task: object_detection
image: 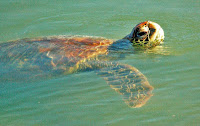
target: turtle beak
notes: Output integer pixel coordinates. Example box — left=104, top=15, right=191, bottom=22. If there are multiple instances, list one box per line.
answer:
left=135, top=23, right=150, bottom=41
left=123, top=21, right=150, bottom=42
left=136, top=31, right=148, bottom=40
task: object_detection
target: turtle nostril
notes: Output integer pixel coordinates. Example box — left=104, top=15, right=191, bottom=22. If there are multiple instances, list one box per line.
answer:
left=138, top=32, right=147, bottom=36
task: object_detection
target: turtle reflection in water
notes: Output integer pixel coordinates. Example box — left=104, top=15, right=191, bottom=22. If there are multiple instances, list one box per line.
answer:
left=0, top=21, right=164, bottom=108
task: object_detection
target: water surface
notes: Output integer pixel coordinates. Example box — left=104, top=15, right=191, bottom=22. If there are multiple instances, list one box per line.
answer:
left=0, top=0, right=199, bottom=125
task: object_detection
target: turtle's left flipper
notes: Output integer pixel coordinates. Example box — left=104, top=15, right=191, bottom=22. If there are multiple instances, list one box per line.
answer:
left=97, top=63, right=154, bottom=108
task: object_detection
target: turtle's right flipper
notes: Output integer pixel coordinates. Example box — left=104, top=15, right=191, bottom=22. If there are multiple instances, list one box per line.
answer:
left=97, top=63, right=154, bottom=108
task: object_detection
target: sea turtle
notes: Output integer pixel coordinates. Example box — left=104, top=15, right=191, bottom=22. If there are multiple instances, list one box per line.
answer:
left=0, top=21, right=164, bottom=108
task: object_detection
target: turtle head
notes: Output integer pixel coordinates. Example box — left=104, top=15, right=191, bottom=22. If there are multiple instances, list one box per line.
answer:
left=124, top=21, right=164, bottom=46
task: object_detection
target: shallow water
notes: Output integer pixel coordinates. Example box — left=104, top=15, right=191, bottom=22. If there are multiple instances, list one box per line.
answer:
left=0, top=0, right=200, bottom=125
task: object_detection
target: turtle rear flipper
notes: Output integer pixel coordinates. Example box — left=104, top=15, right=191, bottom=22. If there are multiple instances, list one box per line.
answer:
left=97, top=63, right=153, bottom=108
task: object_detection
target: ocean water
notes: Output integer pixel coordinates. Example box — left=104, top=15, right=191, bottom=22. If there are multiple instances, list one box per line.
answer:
left=0, top=0, right=199, bottom=125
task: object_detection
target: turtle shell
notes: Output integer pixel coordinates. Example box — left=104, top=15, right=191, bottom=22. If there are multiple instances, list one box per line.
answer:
left=0, top=36, right=113, bottom=81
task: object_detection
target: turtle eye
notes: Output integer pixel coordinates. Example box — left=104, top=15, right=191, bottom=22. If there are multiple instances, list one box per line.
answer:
left=149, top=28, right=155, bottom=32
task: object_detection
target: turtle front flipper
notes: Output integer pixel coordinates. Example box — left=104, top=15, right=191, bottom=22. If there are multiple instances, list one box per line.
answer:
left=97, top=63, right=154, bottom=108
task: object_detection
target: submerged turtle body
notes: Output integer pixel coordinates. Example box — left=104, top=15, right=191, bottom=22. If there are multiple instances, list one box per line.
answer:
left=0, top=36, right=114, bottom=78
left=0, top=21, right=164, bottom=108
left=0, top=36, right=153, bottom=108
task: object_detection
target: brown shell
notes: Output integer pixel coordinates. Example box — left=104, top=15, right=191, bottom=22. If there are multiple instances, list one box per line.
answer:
left=32, top=36, right=114, bottom=67
left=0, top=36, right=114, bottom=80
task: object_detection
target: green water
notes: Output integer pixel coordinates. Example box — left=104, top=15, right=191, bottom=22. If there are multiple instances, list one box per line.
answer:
left=0, top=0, right=199, bottom=125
